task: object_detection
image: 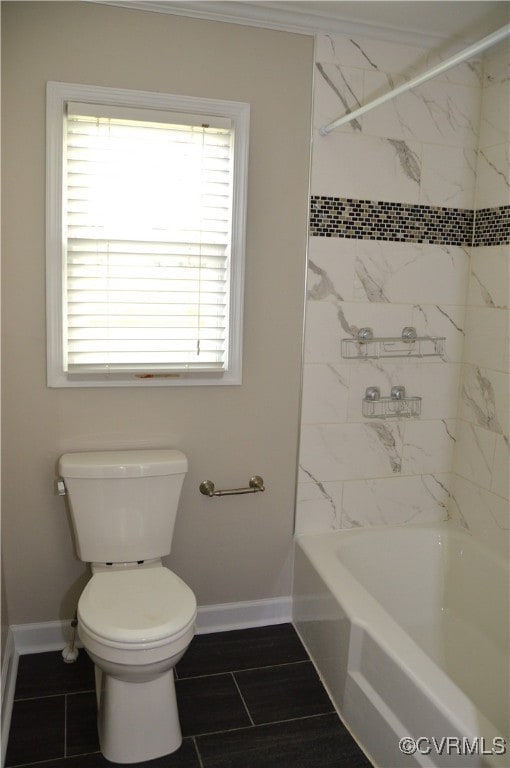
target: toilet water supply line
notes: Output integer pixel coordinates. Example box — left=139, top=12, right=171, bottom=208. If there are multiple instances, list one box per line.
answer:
left=62, top=609, right=79, bottom=663
left=319, top=23, right=510, bottom=135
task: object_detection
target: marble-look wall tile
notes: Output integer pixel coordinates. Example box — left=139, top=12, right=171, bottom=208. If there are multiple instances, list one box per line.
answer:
left=362, top=73, right=481, bottom=149
left=313, top=61, right=365, bottom=135
left=484, top=44, right=510, bottom=86
left=464, top=307, right=509, bottom=372
left=299, top=421, right=404, bottom=482
left=297, top=31, right=508, bottom=542
left=341, top=474, right=450, bottom=528
left=303, top=300, right=344, bottom=364
left=311, top=130, right=422, bottom=202
left=420, top=145, right=477, bottom=208
left=302, top=301, right=344, bottom=364
left=459, top=364, right=509, bottom=441
left=478, top=72, right=510, bottom=149
left=315, top=33, right=426, bottom=74
left=301, top=363, right=350, bottom=424
left=450, top=474, right=510, bottom=557
left=295, top=480, right=343, bottom=533
left=401, top=419, right=457, bottom=475
left=411, top=304, right=466, bottom=362
left=468, top=245, right=509, bottom=309
left=307, top=237, right=356, bottom=302
left=454, top=419, right=497, bottom=492
left=353, top=240, right=469, bottom=305
left=491, top=434, right=510, bottom=500
left=476, top=144, right=510, bottom=209
left=437, top=58, right=483, bottom=89
left=448, top=42, right=510, bottom=554
left=315, top=34, right=481, bottom=87
left=314, top=34, right=481, bottom=210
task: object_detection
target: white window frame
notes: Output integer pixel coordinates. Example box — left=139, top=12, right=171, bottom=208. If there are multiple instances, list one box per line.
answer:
left=46, top=81, right=250, bottom=387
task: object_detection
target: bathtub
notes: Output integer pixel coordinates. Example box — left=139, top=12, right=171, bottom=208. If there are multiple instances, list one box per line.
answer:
left=292, top=523, right=509, bottom=768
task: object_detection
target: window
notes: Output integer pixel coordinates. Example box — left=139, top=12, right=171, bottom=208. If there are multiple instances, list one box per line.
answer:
left=46, top=82, right=249, bottom=386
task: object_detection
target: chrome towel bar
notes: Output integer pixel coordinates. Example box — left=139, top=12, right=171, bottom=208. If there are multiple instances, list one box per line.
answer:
left=199, top=476, right=265, bottom=497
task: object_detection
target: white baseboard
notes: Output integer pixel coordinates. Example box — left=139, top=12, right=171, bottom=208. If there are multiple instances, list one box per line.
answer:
left=1, top=629, right=18, bottom=768
left=10, top=620, right=78, bottom=655
left=9, top=597, right=293, bottom=655
left=195, top=596, right=293, bottom=634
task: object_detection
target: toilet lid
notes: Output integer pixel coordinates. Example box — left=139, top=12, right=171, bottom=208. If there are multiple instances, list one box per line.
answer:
left=78, top=567, right=197, bottom=645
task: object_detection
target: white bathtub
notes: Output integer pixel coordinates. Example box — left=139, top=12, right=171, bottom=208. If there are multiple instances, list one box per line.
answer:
left=292, top=523, right=509, bottom=768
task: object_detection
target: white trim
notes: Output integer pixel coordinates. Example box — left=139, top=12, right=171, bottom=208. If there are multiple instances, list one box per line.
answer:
left=10, top=620, right=78, bottom=655
left=8, top=598, right=293, bottom=655
left=46, top=81, right=249, bottom=388
left=1, top=630, right=18, bottom=768
left=195, top=597, right=293, bottom=634
left=92, top=0, right=498, bottom=48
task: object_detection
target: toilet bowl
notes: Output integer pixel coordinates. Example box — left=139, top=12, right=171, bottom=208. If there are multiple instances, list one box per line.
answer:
left=77, top=563, right=196, bottom=763
left=58, top=449, right=196, bottom=764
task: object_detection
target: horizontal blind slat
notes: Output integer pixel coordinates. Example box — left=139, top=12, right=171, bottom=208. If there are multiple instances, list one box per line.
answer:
left=64, top=109, right=233, bottom=374
left=69, top=328, right=225, bottom=339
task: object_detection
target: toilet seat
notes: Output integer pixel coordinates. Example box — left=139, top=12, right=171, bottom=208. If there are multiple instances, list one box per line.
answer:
left=78, top=566, right=197, bottom=649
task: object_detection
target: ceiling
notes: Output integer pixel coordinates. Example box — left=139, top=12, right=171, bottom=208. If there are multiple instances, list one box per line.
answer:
left=102, top=1, right=510, bottom=45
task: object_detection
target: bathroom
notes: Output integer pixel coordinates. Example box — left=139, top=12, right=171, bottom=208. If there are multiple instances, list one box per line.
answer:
left=1, top=1, right=508, bottom=766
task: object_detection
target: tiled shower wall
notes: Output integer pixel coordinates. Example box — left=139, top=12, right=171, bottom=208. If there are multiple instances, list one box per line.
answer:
left=451, top=44, right=509, bottom=555
left=296, top=32, right=508, bottom=546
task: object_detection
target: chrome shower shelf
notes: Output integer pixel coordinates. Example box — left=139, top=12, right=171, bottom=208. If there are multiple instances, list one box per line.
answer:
left=342, top=327, right=445, bottom=359
left=362, top=386, right=421, bottom=419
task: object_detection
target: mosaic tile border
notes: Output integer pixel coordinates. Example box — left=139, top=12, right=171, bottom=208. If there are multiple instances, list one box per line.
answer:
left=473, top=205, right=510, bottom=247
left=310, top=196, right=510, bottom=247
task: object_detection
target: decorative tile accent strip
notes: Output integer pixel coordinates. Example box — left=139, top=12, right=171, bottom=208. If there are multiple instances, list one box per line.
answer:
left=310, top=197, right=510, bottom=247
left=309, top=196, right=474, bottom=245
left=473, top=205, right=510, bottom=246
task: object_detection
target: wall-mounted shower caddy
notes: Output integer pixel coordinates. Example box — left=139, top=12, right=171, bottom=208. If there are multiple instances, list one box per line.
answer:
left=363, top=386, right=422, bottom=419
left=342, top=327, right=445, bottom=359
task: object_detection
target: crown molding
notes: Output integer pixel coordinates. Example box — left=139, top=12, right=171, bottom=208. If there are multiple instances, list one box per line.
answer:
left=91, top=1, right=463, bottom=47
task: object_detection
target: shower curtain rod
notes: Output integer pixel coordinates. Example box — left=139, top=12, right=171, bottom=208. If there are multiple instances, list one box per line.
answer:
left=319, top=23, right=510, bottom=135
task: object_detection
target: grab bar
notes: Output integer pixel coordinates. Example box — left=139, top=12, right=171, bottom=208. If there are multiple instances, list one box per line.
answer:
left=199, top=476, right=265, bottom=497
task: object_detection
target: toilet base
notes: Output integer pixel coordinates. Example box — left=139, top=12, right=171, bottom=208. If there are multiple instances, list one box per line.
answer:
left=96, top=667, right=182, bottom=763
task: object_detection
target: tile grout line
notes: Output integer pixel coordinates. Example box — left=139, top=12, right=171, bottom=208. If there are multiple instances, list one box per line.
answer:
left=12, top=689, right=95, bottom=703
left=177, top=658, right=310, bottom=681
left=230, top=672, right=255, bottom=727
left=63, top=694, right=67, bottom=759
left=192, top=736, right=206, bottom=768
left=190, top=709, right=338, bottom=741
left=8, top=755, right=98, bottom=768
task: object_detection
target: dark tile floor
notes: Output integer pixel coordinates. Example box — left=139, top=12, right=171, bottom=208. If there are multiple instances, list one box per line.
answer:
left=6, top=623, right=373, bottom=768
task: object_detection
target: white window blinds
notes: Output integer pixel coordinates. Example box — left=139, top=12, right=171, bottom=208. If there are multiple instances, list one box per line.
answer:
left=47, top=84, right=249, bottom=387
left=64, top=104, right=234, bottom=376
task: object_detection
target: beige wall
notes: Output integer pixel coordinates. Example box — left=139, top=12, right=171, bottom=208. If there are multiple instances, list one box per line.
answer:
left=1, top=2, right=313, bottom=624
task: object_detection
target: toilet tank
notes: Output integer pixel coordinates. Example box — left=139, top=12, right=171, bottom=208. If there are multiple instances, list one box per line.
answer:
left=58, top=449, right=188, bottom=563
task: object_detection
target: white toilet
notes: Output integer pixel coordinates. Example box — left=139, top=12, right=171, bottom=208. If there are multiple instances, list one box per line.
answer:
left=58, top=449, right=197, bottom=764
